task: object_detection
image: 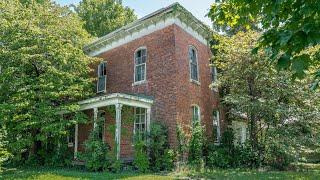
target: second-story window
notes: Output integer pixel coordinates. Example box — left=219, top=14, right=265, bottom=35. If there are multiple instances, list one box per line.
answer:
left=134, top=48, right=147, bottom=83
left=98, top=61, right=107, bottom=77
left=97, top=61, right=107, bottom=93
left=189, top=46, right=199, bottom=82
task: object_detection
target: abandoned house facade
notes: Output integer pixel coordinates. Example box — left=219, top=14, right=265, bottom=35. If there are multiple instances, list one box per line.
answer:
left=69, top=3, right=227, bottom=161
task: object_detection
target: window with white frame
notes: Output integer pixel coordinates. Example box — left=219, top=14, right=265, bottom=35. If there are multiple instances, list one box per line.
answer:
left=134, top=107, right=146, bottom=139
left=213, top=110, right=221, bottom=143
left=98, top=61, right=107, bottom=77
left=189, top=46, right=199, bottom=82
left=134, top=48, right=147, bottom=83
left=97, top=61, right=107, bottom=93
left=191, top=105, right=200, bottom=124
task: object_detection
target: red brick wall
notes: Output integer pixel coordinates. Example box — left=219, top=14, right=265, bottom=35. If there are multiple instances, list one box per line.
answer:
left=84, top=24, right=220, bottom=157
left=173, top=26, right=219, bottom=140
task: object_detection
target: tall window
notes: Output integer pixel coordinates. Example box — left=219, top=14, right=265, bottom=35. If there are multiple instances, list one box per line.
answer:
left=97, top=111, right=106, bottom=141
left=189, top=46, right=199, bottom=81
left=191, top=105, right=200, bottom=123
left=98, top=61, right=107, bottom=77
left=97, top=61, right=107, bottom=93
left=134, top=48, right=147, bottom=83
left=134, top=107, right=146, bottom=139
left=213, top=110, right=221, bottom=143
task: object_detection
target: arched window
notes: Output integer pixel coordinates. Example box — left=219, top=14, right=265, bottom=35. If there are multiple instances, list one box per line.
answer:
left=191, top=105, right=201, bottom=124
left=189, top=46, right=199, bottom=82
left=134, top=47, right=147, bottom=83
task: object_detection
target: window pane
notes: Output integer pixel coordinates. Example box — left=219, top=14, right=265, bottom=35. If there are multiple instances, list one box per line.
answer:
left=140, top=65, right=145, bottom=81
left=141, top=49, right=146, bottom=56
left=141, top=56, right=146, bottom=63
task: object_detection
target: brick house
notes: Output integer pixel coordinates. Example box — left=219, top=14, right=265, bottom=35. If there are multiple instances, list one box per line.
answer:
left=70, top=3, right=223, bottom=161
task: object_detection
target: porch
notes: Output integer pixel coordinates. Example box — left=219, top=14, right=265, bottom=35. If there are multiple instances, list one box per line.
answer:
left=73, top=93, right=153, bottom=160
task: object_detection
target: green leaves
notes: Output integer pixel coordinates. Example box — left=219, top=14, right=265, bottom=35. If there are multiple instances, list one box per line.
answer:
left=0, top=0, right=97, bottom=163
left=77, top=0, right=137, bottom=37
left=208, top=0, right=320, bottom=88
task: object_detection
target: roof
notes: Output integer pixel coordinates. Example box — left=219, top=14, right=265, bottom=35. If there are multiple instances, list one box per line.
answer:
left=78, top=93, right=154, bottom=110
left=84, top=3, right=213, bottom=56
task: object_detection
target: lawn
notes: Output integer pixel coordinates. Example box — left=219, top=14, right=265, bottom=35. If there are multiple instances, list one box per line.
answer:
left=1, top=167, right=320, bottom=180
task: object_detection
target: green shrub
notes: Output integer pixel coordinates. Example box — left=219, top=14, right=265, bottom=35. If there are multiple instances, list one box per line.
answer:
left=188, top=121, right=204, bottom=168
left=148, top=122, right=175, bottom=171
left=176, top=124, right=188, bottom=164
left=81, top=128, right=110, bottom=171
left=265, top=143, right=293, bottom=170
left=133, top=139, right=149, bottom=173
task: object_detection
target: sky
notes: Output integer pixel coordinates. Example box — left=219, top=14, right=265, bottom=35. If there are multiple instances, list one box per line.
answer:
left=54, top=0, right=214, bottom=26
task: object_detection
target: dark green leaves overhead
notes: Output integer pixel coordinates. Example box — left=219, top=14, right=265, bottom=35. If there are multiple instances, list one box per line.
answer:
left=208, top=0, right=320, bottom=89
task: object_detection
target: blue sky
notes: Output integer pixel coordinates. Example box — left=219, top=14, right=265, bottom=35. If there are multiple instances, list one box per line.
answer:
left=54, top=0, right=214, bottom=26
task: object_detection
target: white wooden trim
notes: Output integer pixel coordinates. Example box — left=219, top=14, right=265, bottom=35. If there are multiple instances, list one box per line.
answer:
left=115, top=103, right=123, bottom=160
left=87, top=17, right=208, bottom=57
left=188, top=45, right=200, bottom=83
left=79, top=93, right=153, bottom=111
left=74, top=124, right=78, bottom=159
left=93, top=107, right=98, bottom=129
left=134, top=47, right=147, bottom=83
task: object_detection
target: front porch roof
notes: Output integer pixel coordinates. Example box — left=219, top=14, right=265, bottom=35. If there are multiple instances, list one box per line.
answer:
left=78, top=93, right=154, bottom=110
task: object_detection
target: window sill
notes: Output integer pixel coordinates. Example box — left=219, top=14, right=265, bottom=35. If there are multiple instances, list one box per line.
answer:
left=132, top=80, right=147, bottom=86
left=190, top=79, right=201, bottom=86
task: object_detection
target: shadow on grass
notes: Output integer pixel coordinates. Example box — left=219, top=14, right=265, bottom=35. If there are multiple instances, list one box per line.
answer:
left=1, top=167, right=172, bottom=180
left=186, top=169, right=320, bottom=180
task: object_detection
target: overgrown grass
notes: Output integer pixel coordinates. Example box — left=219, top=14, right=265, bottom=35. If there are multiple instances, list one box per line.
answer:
left=1, top=166, right=320, bottom=180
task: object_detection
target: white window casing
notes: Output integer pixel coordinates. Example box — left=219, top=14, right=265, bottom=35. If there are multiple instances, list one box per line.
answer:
left=134, top=47, right=147, bottom=84
left=191, top=105, right=201, bottom=123
left=189, top=46, right=200, bottom=83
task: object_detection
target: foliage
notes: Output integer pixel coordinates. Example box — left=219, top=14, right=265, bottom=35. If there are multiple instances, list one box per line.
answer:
left=0, top=128, right=11, bottom=172
left=210, top=30, right=320, bottom=169
left=188, top=121, right=204, bottom=168
left=77, top=0, right=137, bottom=37
left=133, top=139, right=149, bottom=173
left=209, top=0, right=320, bottom=88
left=148, top=122, right=174, bottom=172
left=176, top=124, right=188, bottom=164
left=0, top=0, right=97, bottom=165
left=81, top=127, right=110, bottom=172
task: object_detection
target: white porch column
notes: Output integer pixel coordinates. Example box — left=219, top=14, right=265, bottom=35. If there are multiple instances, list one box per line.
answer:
left=115, top=103, right=123, bottom=160
left=93, top=107, right=98, bottom=129
left=146, top=107, right=151, bottom=134
left=74, top=124, right=78, bottom=159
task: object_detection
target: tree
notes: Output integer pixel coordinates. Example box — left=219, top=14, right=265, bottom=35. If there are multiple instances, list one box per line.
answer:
left=0, top=0, right=98, bottom=164
left=77, top=0, right=137, bottom=37
left=211, top=31, right=320, bottom=167
left=208, top=0, right=320, bottom=89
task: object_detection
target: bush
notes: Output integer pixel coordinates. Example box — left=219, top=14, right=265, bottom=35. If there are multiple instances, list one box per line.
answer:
left=148, top=122, right=175, bottom=171
left=176, top=124, right=188, bottom=164
left=188, top=121, right=205, bottom=168
left=133, top=139, right=149, bottom=173
left=265, top=143, right=293, bottom=170
left=81, top=128, right=110, bottom=171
